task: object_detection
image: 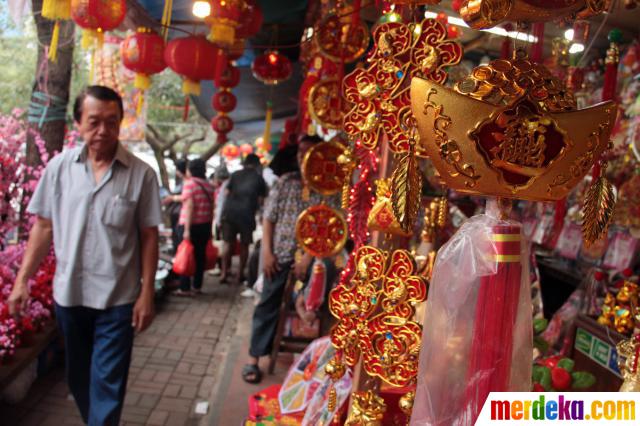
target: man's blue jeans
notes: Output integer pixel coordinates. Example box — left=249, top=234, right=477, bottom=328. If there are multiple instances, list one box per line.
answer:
left=55, top=303, right=134, bottom=426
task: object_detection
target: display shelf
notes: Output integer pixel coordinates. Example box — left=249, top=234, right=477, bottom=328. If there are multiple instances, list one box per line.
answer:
left=568, top=314, right=625, bottom=392
left=0, top=322, right=58, bottom=389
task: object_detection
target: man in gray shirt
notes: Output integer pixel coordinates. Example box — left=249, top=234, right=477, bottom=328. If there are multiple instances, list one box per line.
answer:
left=8, top=86, right=162, bottom=425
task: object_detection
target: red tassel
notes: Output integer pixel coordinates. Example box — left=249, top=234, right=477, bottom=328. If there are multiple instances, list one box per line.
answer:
left=602, top=62, right=617, bottom=102
left=501, top=24, right=513, bottom=59
left=530, top=23, right=545, bottom=63
left=464, top=224, right=522, bottom=422
left=305, top=261, right=327, bottom=312
left=183, top=96, right=190, bottom=122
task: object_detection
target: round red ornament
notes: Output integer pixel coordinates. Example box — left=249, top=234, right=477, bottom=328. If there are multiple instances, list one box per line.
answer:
left=236, top=0, right=263, bottom=39
left=121, top=28, right=166, bottom=88
left=222, top=144, right=240, bottom=159
left=211, top=114, right=234, bottom=135
left=165, top=35, right=218, bottom=95
left=212, top=91, right=237, bottom=113
left=251, top=51, right=292, bottom=85
left=207, top=0, right=242, bottom=47
left=71, top=0, right=126, bottom=48
left=215, top=64, right=241, bottom=88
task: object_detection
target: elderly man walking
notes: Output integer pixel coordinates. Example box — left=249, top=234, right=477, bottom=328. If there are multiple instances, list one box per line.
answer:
left=8, top=85, right=162, bottom=425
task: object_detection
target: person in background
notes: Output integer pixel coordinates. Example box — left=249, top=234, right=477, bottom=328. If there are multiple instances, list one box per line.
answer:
left=220, top=154, right=267, bottom=284
left=174, top=158, right=215, bottom=296
left=162, top=158, right=187, bottom=254
left=212, top=164, right=230, bottom=243
left=8, top=85, right=162, bottom=425
left=242, top=135, right=324, bottom=384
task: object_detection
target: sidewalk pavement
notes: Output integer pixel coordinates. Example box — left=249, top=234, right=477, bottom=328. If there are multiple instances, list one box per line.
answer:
left=0, top=273, right=292, bottom=426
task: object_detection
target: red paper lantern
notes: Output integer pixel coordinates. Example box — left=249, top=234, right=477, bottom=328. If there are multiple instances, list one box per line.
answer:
left=215, top=63, right=241, bottom=88
left=240, top=143, right=254, bottom=155
left=212, top=114, right=234, bottom=135
left=121, top=28, right=166, bottom=88
left=236, top=0, right=263, bottom=39
left=252, top=51, right=292, bottom=85
left=212, top=90, right=237, bottom=113
left=222, top=144, right=240, bottom=159
left=165, top=35, right=218, bottom=95
left=227, top=39, right=246, bottom=61
left=207, top=0, right=243, bottom=47
left=71, top=0, right=126, bottom=48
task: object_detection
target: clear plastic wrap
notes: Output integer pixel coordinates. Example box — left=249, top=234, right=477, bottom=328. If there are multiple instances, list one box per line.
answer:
left=410, top=214, right=533, bottom=426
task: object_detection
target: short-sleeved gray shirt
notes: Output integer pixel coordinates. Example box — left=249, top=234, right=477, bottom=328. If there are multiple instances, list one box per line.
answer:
left=27, top=144, right=162, bottom=309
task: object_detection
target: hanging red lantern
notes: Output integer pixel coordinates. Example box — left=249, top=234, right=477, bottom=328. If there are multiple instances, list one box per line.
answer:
left=215, top=63, right=241, bottom=88
left=236, top=0, right=263, bottom=39
left=122, top=28, right=166, bottom=96
left=212, top=90, right=237, bottom=113
left=206, top=0, right=243, bottom=47
left=227, top=39, right=246, bottom=61
left=212, top=114, right=234, bottom=136
left=71, top=0, right=126, bottom=49
left=252, top=51, right=293, bottom=85
left=240, top=143, right=254, bottom=155
left=165, top=35, right=218, bottom=96
left=222, top=144, right=240, bottom=159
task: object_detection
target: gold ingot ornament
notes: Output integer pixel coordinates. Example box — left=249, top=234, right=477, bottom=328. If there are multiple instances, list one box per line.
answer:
left=617, top=335, right=640, bottom=392
left=410, top=52, right=617, bottom=202
left=345, top=390, right=387, bottom=426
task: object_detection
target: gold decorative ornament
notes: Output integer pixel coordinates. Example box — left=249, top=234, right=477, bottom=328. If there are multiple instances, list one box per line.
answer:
left=337, top=145, right=357, bottom=210
left=302, top=138, right=349, bottom=196
left=410, top=51, right=617, bottom=201
left=391, top=136, right=423, bottom=233
left=296, top=205, right=348, bottom=257
left=459, top=0, right=607, bottom=29
left=581, top=167, right=616, bottom=246
left=345, top=390, right=387, bottom=426
left=617, top=335, right=640, bottom=391
left=398, top=391, right=415, bottom=416
left=367, top=179, right=412, bottom=237
left=308, top=78, right=351, bottom=129
left=315, top=10, right=370, bottom=64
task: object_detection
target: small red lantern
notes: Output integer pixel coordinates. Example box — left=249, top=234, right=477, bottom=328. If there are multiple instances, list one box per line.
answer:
left=212, top=91, right=237, bottom=113
left=222, top=144, right=240, bottom=159
left=165, top=35, right=218, bottom=95
left=215, top=63, right=241, bottom=88
left=122, top=28, right=166, bottom=89
left=252, top=51, right=293, bottom=85
left=71, top=0, right=126, bottom=48
left=212, top=113, right=234, bottom=135
left=240, top=143, right=254, bottom=155
left=236, top=0, right=263, bottom=39
left=207, top=0, right=243, bottom=47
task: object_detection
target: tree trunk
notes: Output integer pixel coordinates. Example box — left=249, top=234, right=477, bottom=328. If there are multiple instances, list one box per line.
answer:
left=26, top=0, right=75, bottom=166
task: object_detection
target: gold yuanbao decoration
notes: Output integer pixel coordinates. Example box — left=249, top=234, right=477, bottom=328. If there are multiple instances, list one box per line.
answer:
left=398, top=391, right=415, bottom=416
left=616, top=335, right=640, bottom=392
left=345, top=390, right=387, bottom=426
left=410, top=52, right=617, bottom=201
left=459, top=0, right=607, bottom=29
left=581, top=169, right=616, bottom=246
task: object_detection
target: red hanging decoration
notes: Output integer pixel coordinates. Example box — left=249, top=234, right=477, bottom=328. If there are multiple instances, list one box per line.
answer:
left=252, top=51, right=293, bottom=85
left=164, top=35, right=218, bottom=96
left=71, top=0, right=126, bottom=49
left=602, top=29, right=622, bottom=103
left=212, top=114, right=234, bottom=135
left=215, top=63, right=241, bottom=88
left=207, top=0, right=243, bottom=47
left=530, top=22, right=545, bottom=63
left=212, top=90, right=237, bottom=113
left=239, top=143, right=254, bottom=156
left=235, top=0, right=263, bottom=39
left=348, top=146, right=378, bottom=249
left=121, top=28, right=166, bottom=114
left=222, top=144, right=240, bottom=159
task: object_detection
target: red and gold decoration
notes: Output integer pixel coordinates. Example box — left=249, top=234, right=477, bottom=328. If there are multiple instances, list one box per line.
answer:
left=459, top=0, right=607, bottom=29
left=212, top=61, right=240, bottom=143
left=617, top=335, right=640, bottom=392
left=301, top=138, right=349, bottom=195
left=206, top=0, right=243, bottom=47
left=121, top=28, right=166, bottom=115
left=296, top=205, right=348, bottom=258
left=42, top=0, right=71, bottom=61
left=314, top=7, right=370, bottom=64
left=410, top=51, right=618, bottom=202
left=221, top=143, right=240, bottom=160
left=252, top=51, right=293, bottom=85
left=71, top=0, right=126, bottom=49
left=367, top=179, right=412, bottom=237
left=308, top=78, right=351, bottom=130
left=164, top=35, right=218, bottom=96
left=343, top=18, right=462, bottom=154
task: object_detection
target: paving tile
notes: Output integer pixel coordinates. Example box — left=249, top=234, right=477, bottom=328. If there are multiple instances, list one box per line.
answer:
left=146, top=409, right=169, bottom=426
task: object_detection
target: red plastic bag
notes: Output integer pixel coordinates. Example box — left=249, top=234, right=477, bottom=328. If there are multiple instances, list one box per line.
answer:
left=205, top=240, right=219, bottom=270
left=173, top=240, right=195, bottom=276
